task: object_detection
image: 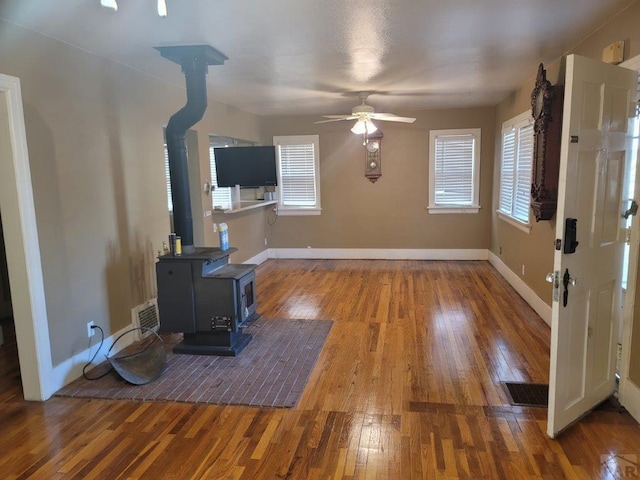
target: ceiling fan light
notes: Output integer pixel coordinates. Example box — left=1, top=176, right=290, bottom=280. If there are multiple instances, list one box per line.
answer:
left=365, top=120, right=377, bottom=134
left=100, top=0, right=118, bottom=11
left=157, top=0, right=168, bottom=17
left=351, top=119, right=367, bottom=135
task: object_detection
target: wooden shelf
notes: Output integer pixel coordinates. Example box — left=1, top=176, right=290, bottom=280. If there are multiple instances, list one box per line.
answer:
left=214, top=200, right=277, bottom=214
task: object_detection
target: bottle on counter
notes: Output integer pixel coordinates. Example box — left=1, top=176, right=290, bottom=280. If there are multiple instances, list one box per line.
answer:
left=219, top=223, right=229, bottom=251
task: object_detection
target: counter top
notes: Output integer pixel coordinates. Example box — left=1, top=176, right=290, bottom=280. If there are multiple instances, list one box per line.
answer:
left=214, top=200, right=277, bottom=214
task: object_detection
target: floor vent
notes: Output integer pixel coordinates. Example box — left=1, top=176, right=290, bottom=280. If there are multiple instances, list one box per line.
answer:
left=131, top=299, right=160, bottom=341
left=503, top=382, right=549, bottom=407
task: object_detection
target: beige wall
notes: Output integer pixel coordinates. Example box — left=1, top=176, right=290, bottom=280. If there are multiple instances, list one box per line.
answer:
left=492, top=1, right=640, bottom=305
left=262, top=108, right=495, bottom=250
left=0, top=20, right=262, bottom=365
left=211, top=207, right=271, bottom=264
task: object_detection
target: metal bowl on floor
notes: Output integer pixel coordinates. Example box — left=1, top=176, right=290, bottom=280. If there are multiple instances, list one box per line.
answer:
left=107, top=328, right=166, bottom=385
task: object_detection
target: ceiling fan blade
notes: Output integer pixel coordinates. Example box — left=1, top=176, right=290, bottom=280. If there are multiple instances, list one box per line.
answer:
left=321, top=114, right=358, bottom=119
left=314, top=116, right=358, bottom=124
left=369, top=113, right=416, bottom=123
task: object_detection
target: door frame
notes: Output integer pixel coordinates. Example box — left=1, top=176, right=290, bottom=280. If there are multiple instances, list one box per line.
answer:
left=618, top=55, right=640, bottom=422
left=0, top=73, right=53, bottom=400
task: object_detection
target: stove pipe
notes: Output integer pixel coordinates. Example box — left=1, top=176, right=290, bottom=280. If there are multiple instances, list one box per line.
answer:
left=155, top=45, right=228, bottom=252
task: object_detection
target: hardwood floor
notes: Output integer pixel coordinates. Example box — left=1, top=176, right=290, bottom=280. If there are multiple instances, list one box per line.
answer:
left=1, top=259, right=639, bottom=479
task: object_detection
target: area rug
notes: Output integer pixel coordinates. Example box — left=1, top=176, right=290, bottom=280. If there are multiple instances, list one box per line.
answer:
left=55, top=318, right=333, bottom=408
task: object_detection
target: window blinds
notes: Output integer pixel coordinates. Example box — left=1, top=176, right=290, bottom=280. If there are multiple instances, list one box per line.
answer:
left=164, top=144, right=173, bottom=212
left=499, top=121, right=534, bottom=223
left=278, top=143, right=317, bottom=207
left=514, top=123, right=534, bottom=222
left=433, top=133, right=476, bottom=205
left=500, top=131, right=516, bottom=213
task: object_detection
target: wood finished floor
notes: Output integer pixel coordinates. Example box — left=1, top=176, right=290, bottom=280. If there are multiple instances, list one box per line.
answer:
left=1, top=259, right=639, bottom=479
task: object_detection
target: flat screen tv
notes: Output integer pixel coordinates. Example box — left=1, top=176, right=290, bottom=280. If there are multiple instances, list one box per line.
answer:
left=213, top=146, right=278, bottom=188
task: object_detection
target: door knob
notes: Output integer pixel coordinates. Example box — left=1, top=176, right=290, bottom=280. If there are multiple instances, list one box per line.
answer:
left=546, top=272, right=555, bottom=283
left=623, top=199, right=638, bottom=219
left=561, top=269, right=579, bottom=307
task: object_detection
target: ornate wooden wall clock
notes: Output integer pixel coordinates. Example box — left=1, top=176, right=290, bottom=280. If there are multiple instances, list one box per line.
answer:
left=364, top=130, right=383, bottom=183
left=531, top=63, right=564, bottom=222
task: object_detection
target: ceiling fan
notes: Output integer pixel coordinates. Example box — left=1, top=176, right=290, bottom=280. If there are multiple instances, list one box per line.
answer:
left=315, top=92, right=416, bottom=135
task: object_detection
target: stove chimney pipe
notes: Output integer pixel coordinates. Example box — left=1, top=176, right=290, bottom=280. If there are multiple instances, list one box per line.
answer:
left=155, top=45, right=227, bottom=253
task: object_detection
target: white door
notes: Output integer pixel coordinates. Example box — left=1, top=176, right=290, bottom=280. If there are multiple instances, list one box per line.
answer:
left=548, top=54, right=638, bottom=437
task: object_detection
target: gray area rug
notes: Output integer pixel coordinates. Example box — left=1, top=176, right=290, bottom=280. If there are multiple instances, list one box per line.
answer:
left=55, top=318, right=333, bottom=408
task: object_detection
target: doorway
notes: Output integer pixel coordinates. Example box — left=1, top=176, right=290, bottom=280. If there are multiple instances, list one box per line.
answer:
left=0, top=74, right=52, bottom=400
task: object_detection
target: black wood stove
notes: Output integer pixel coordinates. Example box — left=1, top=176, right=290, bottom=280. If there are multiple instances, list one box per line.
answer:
left=153, top=45, right=260, bottom=356
left=156, top=247, right=258, bottom=356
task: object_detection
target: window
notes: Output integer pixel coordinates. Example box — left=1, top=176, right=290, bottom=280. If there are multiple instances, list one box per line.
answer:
left=428, top=129, right=481, bottom=213
left=498, top=112, right=534, bottom=229
left=273, top=135, right=321, bottom=215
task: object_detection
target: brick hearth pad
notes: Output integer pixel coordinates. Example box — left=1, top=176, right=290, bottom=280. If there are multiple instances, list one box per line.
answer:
left=55, top=318, right=333, bottom=408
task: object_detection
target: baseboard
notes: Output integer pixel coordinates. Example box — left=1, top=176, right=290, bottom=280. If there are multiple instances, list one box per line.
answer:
left=488, top=251, right=551, bottom=326
left=50, top=322, right=138, bottom=395
left=620, top=377, right=640, bottom=424
left=268, top=248, right=489, bottom=261
left=244, top=249, right=270, bottom=265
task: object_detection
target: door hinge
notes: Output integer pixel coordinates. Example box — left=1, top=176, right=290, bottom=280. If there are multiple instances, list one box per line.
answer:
left=625, top=227, right=632, bottom=244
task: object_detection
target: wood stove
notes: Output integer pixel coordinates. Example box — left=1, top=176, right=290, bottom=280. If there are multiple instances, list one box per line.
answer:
left=154, top=45, right=260, bottom=356
left=156, top=247, right=258, bottom=356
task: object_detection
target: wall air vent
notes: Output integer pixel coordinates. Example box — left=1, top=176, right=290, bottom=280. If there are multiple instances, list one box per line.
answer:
left=131, top=298, right=160, bottom=340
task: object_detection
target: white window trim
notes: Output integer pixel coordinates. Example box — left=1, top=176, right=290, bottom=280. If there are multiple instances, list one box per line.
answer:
left=428, top=128, right=481, bottom=214
left=273, top=135, right=321, bottom=216
left=497, top=211, right=532, bottom=233
left=497, top=111, right=534, bottom=230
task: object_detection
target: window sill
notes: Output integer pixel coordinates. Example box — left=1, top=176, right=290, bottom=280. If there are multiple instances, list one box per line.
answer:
left=277, top=207, right=322, bottom=216
left=497, top=211, right=532, bottom=233
left=427, top=205, right=480, bottom=214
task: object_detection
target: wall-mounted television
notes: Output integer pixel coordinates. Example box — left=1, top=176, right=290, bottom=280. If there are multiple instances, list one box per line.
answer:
left=213, top=146, right=278, bottom=188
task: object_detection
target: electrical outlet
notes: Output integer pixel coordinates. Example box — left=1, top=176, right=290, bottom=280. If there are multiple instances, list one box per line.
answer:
left=264, top=237, right=268, bottom=246
left=521, top=264, right=525, bottom=275
left=87, top=321, right=95, bottom=338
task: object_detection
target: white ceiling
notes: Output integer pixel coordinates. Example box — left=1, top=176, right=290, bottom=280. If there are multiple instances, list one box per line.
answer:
left=0, top=0, right=635, bottom=117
